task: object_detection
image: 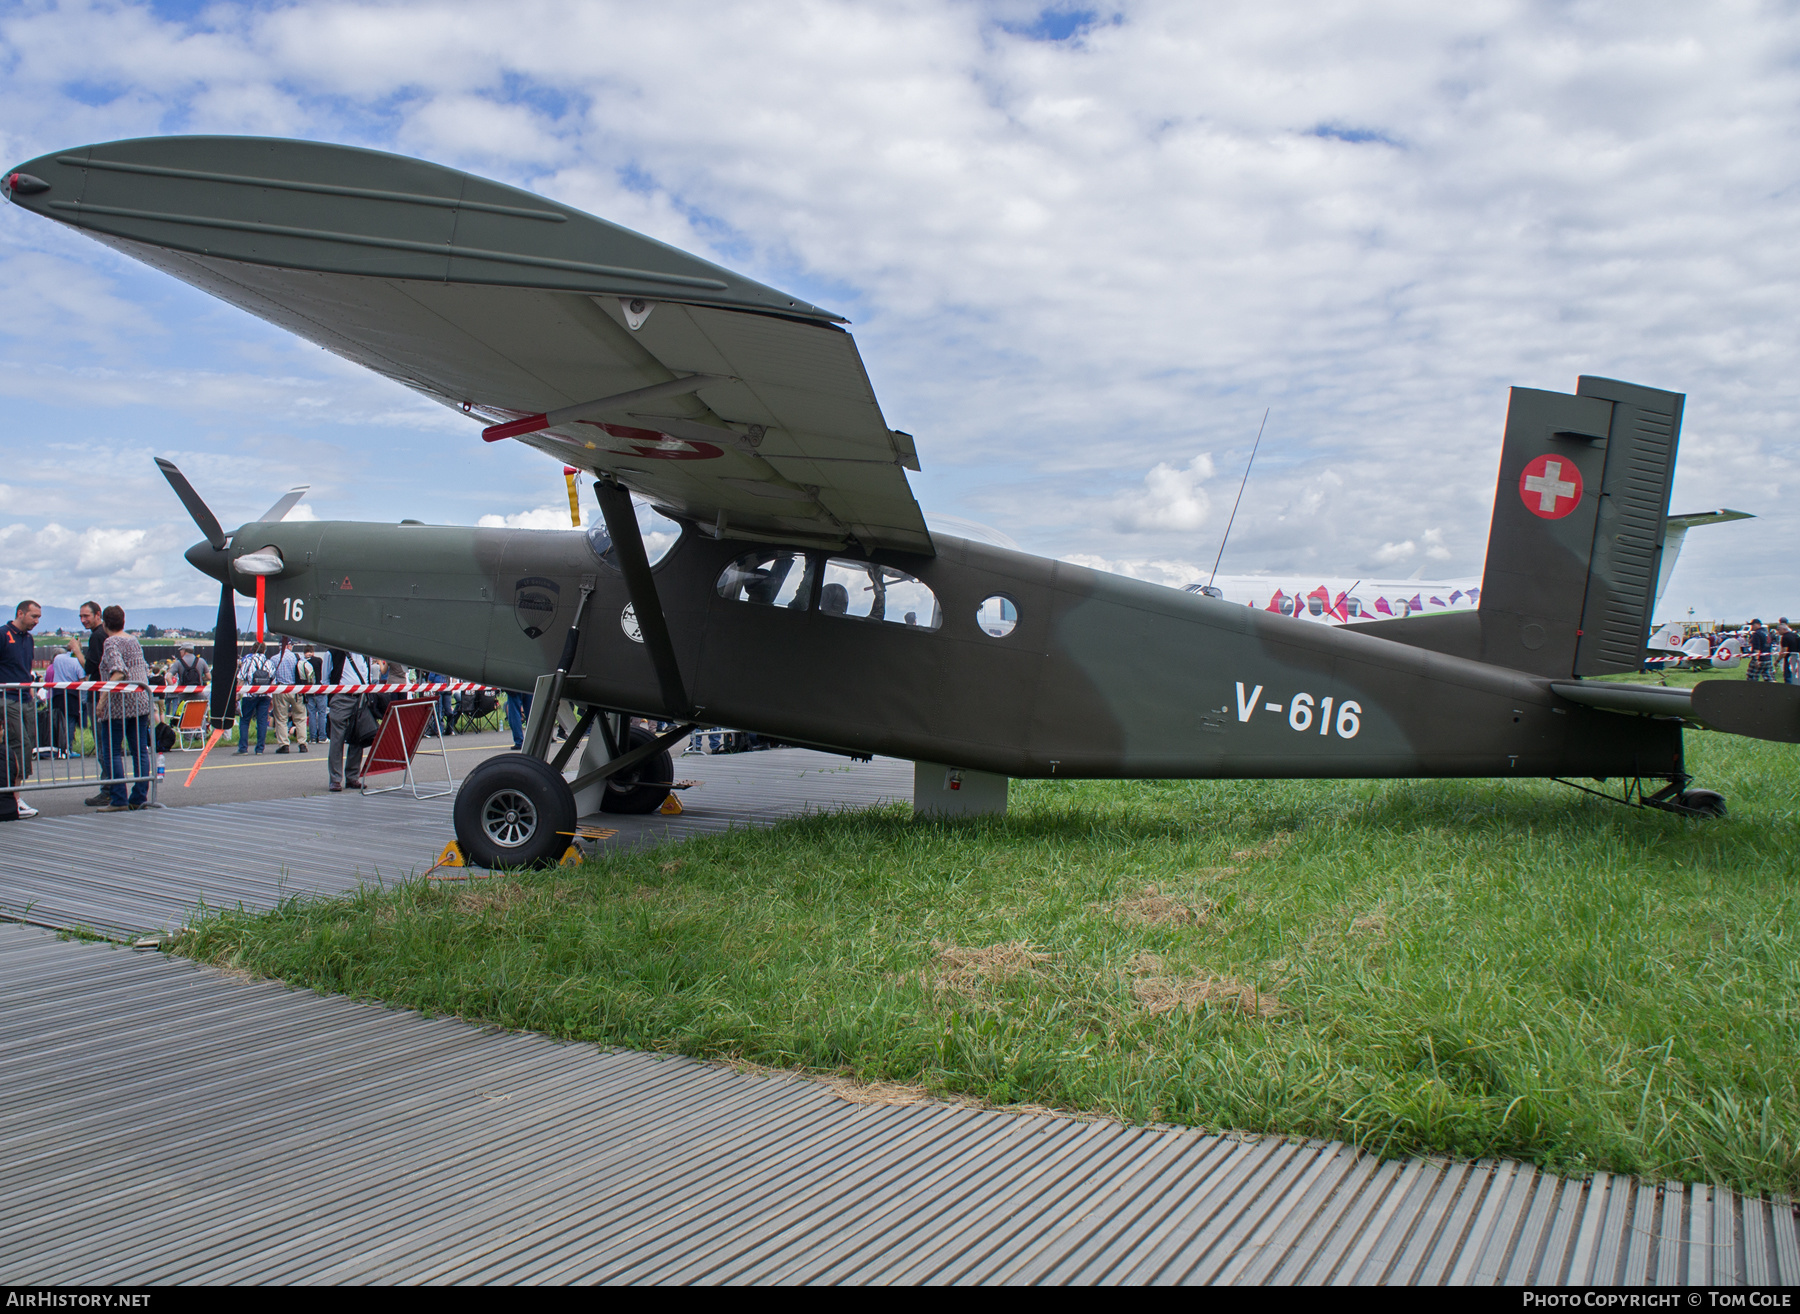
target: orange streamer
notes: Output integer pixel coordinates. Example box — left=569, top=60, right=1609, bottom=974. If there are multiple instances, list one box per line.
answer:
left=184, top=727, right=225, bottom=786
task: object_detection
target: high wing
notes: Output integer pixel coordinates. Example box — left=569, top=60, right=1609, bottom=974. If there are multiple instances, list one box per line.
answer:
left=5, top=137, right=931, bottom=555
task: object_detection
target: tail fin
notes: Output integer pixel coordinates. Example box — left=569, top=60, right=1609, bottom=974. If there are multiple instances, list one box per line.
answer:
left=1477, top=376, right=1684, bottom=677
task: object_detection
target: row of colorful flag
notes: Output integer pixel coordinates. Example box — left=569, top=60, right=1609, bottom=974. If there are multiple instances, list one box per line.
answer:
left=1264, top=587, right=1481, bottom=621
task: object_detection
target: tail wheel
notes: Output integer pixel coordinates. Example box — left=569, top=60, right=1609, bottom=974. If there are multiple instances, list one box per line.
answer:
left=600, top=726, right=674, bottom=815
left=453, top=753, right=578, bottom=869
left=1674, top=788, right=1727, bottom=819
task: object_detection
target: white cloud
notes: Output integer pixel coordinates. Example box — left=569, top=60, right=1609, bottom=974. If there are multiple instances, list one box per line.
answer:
left=0, top=1, right=1793, bottom=617
left=1062, top=552, right=1211, bottom=589
left=1112, top=454, right=1215, bottom=533
left=476, top=505, right=582, bottom=531
left=1375, top=540, right=1417, bottom=564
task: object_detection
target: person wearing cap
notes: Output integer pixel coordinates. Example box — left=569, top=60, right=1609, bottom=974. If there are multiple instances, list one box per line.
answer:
left=1746, top=619, right=1774, bottom=681
left=170, top=643, right=208, bottom=696
left=161, top=643, right=199, bottom=721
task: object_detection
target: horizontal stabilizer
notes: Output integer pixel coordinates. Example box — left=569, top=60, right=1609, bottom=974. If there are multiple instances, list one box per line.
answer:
left=1690, top=681, right=1800, bottom=744
left=1551, top=679, right=1800, bottom=744
left=1549, top=681, right=1691, bottom=718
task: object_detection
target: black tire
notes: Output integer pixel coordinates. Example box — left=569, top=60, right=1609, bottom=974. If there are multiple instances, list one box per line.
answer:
left=1675, top=788, right=1727, bottom=819
left=454, top=753, right=578, bottom=869
left=599, top=726, right=674, bottom=815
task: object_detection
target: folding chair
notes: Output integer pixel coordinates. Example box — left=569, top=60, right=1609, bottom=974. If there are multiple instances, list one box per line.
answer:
left=174, top=699, right=209, bottom=750
left=452, top=689, right=498, bottom=735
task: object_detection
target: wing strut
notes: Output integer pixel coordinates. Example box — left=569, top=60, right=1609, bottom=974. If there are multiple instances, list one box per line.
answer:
left=594, top=477, right=692, bottom=720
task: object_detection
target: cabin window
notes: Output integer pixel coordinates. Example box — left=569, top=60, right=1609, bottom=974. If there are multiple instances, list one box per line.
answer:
left=716, top=551, right=818, bottom=610
left=1306, top=595, right=1324, bottom=617
left=820, top=559, right=942, bottom=629
left=1345, top=596, right=1365, bottom=618
left=976, top=594, right=1018, bottom=638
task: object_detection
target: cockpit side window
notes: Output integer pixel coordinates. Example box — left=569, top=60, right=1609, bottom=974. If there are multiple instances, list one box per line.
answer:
left=716, top=552, right=818, bottom=610
left=820, top=559, right=942, bottom=629
left=717, top=553, right=940, bottom=628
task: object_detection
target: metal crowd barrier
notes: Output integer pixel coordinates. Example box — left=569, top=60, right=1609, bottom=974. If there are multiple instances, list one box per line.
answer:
left=2, top=679, right=162, bottom=807
left=2, top=680, right=496, bottom=811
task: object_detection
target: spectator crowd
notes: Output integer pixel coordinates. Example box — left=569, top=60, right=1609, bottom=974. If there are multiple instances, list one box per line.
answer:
left=1, top=598, right=515, bottom=821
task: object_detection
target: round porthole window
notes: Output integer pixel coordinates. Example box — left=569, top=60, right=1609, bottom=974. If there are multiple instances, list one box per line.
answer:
left=976, top=594, right=1018, bottom=638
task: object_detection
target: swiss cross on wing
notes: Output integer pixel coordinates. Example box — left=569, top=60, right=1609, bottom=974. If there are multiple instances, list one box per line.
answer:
left=1518, top=454, right=1583, bottom=520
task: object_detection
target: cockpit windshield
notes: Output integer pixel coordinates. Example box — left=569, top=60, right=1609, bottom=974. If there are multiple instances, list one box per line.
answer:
left=584, top=503, right=683, bottom=570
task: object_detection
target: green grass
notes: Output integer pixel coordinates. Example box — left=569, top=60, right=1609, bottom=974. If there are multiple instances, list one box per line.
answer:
left=181, top=716, right=1800, bottom=1195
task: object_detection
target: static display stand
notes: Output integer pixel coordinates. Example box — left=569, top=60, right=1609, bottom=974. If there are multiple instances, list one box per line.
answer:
left=361, top=699, right=454, bottom=800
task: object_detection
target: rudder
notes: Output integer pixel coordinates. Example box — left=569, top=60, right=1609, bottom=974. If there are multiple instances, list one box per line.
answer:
left=1476, top=376, right=1683, bottom=678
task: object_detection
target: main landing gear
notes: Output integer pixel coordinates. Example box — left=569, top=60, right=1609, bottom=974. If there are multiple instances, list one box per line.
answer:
left=453, top=754, right=578, bottom=870
left=450, top=711, right=693, bottom=869
left=448, top=472, right=698, bottom=869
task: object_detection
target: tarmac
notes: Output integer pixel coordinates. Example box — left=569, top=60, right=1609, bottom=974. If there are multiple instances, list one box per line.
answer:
left=3, top=746, right=1797, bottom=1285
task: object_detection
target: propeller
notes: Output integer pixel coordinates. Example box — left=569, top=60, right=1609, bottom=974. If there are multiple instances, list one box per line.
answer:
left=154, top=460, right=308, bottom=733
left=154, top=457, right=226, bottom=551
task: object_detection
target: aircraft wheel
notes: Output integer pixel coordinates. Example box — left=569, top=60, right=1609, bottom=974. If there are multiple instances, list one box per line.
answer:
left=454, top=753, right=578, bottom=869
left=600, top=726, right=674, bottom=814
left=1676, top=788, right=1727, bottom=819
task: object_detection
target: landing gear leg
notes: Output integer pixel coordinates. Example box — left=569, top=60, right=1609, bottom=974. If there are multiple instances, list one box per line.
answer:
left=568, top=716, right=696, bottom=816
left=1643, top=779, right=1728, bottom=818
left=1553, top=774, right=1728, bottom=819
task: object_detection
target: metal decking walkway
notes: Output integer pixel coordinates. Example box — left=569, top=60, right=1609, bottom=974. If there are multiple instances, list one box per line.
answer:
left=0, top=748, right=914, bottom=941
left=4, top=924, right=1796, bottom=1285
left=3, top=750, right=1796, bottom=1285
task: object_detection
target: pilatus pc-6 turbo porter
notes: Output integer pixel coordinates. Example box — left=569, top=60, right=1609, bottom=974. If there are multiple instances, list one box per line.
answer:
left=8, top=137, right=1796, bottom=867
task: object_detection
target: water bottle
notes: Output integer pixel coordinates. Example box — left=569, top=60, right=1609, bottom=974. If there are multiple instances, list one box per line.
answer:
left=156, top=753, right=166, bottom=781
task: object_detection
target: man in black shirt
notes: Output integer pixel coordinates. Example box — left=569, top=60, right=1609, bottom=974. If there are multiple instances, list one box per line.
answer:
left=2, top=599, right=41, bottom=820
left=1747, top=619, right=1774, bottom=681
left=1778, top=618, right=1799, bottom=684
left=76, top=600, right=111, bottom=804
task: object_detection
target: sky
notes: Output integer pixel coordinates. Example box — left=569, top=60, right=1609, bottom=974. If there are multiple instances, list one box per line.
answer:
left=0, top=0, right=1794, bottom=623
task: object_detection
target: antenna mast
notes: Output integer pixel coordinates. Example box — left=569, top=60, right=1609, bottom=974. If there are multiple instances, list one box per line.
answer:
left=1207, top=409, right=1268, bottom=589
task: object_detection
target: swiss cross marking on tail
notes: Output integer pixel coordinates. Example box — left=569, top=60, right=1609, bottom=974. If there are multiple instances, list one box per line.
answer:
left=1519, top=454, right=1583, bottom=520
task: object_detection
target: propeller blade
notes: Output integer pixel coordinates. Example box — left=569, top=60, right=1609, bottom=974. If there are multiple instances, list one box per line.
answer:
left=155, top=457, right=227, bottom=550
left=210, top=581, right=238, bottom=730
left=255, top=485, right=310, bottom=523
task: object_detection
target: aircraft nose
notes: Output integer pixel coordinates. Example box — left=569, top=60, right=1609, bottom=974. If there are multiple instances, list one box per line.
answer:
left=184, top=539, right=230, bottom=585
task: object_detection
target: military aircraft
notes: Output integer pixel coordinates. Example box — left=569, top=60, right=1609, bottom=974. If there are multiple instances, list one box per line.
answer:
left=7, top=137, right=1798, bottom=868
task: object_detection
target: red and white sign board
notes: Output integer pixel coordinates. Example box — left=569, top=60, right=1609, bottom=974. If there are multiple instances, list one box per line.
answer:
left=364, top=699, right=437, bottom=776
left=1519, top=454, right=1583, bottom=519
